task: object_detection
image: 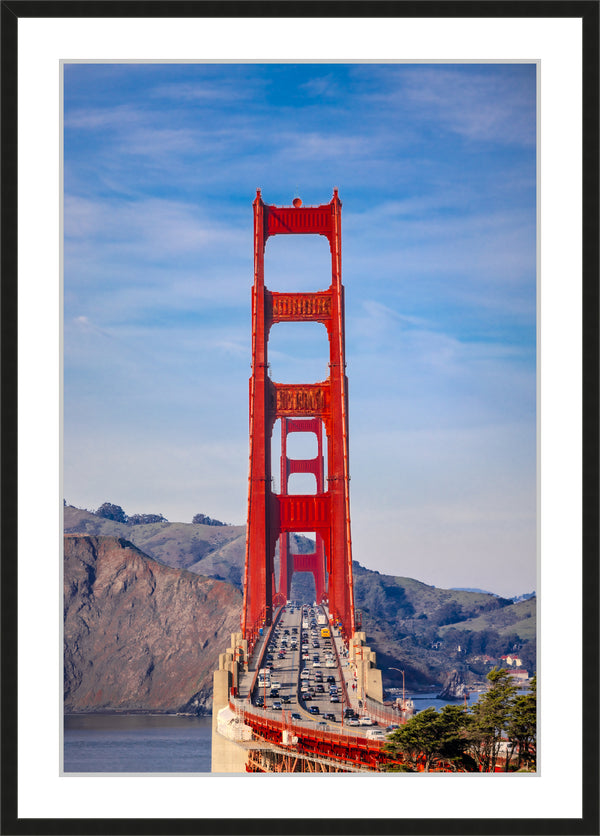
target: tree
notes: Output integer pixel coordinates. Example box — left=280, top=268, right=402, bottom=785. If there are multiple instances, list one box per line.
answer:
left=468, top=667, right=517, bottom=772
left=436, top=602, right=464, bottom=626
left=128, top=513, right=167, bottom=525
left=506, top=674, right=536, bottom=770
left=95, top=502, right=127, bottom=523
left=192, top=513, right=226, bottom=526
left=385, top=705, right=476, bottom=772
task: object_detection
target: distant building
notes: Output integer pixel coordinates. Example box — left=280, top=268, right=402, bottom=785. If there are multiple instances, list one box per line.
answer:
left=507, top=668, right=529, bottom=683
left=501, top=654, right=523, bottom=667
left=471, top=654, right=495, bottom=664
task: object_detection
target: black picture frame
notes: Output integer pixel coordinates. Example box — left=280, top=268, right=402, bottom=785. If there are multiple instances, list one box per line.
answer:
left=2, top=2, right=598, bottom=835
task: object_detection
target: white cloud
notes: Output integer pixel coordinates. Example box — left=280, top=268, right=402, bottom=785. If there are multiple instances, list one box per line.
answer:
left=364, top=65, right=536, bottom=147
left=65, top=194, right=245, bottom=260
left=150, top=79, right=261, bottom=103
left=404, top=67, right=535, bottom=145
left=64, top=104, right=143, bottom=131
left=299, top=74, right=340, bottom=99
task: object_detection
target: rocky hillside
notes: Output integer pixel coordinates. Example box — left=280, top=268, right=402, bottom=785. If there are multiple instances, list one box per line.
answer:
left=64, top=534, right=241, bottom=714
left=64, top=506, right=536, bottom=700
left=352, top=563, right=536, bottom=690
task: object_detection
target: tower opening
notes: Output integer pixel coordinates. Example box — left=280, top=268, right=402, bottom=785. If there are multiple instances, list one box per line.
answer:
left=268, top=321, right=330, bottom=384
left=289, top=571, right=317, bottom=605
left=264, top=233, right=331, bottom=293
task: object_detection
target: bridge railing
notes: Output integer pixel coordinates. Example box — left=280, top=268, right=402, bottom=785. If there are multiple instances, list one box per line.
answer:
left=229, top=695, right=396, bottom=771
left=363, top=694, right=412, bottom=727
left=230, top=695, right=380, bottom=743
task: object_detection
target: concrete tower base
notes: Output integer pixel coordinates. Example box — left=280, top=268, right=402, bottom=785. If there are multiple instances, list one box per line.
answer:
left=211, top=633, right=250, bottom=773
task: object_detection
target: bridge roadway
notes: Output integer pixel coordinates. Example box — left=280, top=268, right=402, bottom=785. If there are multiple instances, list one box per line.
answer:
left=235, top=602, right=386, bottom=741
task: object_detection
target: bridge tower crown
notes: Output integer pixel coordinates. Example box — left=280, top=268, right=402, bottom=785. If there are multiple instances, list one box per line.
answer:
left=242, top=190, right=355, bottom=647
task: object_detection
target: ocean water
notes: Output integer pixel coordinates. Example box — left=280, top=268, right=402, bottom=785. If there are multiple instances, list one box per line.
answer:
left=63, top=714, right=212, bottom=773
left=407, top=691, right=482, bottom=713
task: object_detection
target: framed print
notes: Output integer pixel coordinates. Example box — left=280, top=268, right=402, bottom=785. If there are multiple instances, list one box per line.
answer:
left=2, top=2, right=598, bottom=835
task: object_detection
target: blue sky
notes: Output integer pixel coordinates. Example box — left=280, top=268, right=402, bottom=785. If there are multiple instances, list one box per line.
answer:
left=63, top=62, right=536, bottom=597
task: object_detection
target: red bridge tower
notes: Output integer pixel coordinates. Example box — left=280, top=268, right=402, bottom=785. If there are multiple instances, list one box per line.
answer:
left=242, top=190, right=355, bottom=648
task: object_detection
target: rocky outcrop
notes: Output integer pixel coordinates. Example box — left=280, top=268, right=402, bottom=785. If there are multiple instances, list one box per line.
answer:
left=437, top=669, right=469, bottom=700
left=64, top=534, right=242, bottom=714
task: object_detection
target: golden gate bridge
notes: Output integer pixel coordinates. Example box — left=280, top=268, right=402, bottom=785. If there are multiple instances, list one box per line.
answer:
left=211, top=191, right=411, bottom=773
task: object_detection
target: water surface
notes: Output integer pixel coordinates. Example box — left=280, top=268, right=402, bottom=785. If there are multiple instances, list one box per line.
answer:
left=64, top=714, right=212, bottom=773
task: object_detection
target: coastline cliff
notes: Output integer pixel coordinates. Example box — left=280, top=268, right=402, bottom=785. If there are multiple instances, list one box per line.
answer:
left=64, top=534, right=242, bottom=714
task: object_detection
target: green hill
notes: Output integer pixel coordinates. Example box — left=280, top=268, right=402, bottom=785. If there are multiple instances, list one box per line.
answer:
left=438, top=596, right=536, bottom=642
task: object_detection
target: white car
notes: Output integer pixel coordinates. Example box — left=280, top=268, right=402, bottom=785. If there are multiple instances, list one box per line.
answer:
left=300, top=670, right=310, bottom=679
left=358, top=717, right=374, bottom=726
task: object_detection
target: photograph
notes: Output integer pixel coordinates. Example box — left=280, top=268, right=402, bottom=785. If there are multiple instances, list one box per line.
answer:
left=62, top=60, right=537, bottom=776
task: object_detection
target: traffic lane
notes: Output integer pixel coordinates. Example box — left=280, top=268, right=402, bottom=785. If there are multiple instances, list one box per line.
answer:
left=298, top=662, right=346, bottom=721
left=252, top=607, right=301, bottom=708
left=261, top=606, right=369, bottom=732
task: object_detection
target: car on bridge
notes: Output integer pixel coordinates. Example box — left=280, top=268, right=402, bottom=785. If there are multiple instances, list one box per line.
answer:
left=309, top=706, right=320, bottom=715
left=291, top=713, right=301, bottom=721
left=324, top=713, right=337, bottom=722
